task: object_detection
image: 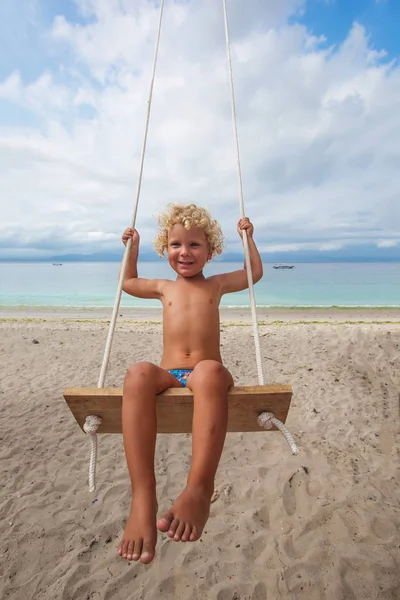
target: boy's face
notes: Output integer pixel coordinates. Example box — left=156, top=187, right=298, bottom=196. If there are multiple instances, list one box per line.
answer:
left=167, top=224, right=212, bottom=278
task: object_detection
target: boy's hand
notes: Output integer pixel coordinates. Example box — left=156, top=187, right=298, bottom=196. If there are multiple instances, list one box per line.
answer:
left=122, top=227, right=140, bottom=247
left=237, top=217, right=254, bottom=238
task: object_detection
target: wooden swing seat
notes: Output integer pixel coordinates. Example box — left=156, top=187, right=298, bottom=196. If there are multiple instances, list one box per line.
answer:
left=64, top=384, right=292, bottom=434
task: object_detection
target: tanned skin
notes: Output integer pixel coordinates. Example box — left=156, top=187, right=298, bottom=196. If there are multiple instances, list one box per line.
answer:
left=117, top=217, right=263, bottom=564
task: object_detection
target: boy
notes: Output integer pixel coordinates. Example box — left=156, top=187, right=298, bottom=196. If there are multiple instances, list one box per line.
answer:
left=118, top=203, right=263, bottom=564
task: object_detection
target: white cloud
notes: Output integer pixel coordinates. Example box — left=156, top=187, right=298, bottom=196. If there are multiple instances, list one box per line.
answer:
left=0, top=0, right=399, bottom=259
left=0, top=71, right=72, bottom=112
left=377, top=240, right=398, bottom=248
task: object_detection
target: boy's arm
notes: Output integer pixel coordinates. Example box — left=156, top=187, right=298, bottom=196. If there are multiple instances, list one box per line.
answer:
left=216, top=218, right=263, bottom=295
left=121, top=228, right=165, bottom=299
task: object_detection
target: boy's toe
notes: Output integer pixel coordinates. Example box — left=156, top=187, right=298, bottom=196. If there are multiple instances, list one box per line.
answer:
left=181, top=523, right=192, bottom=542
left=140, top=541, right=156, bottom=564
left=189, top=528, right=199, bottom=542
left=157, top=511, right=173, bottom=532
left=124, top=540, right=133, bottom=560
left=168, top=517, right=180, bottom=538
left=120, top=540, right=130, bottom=558
left=174, top=521, right=186, bottom=541
left=132, top=539, right=143, bottom=561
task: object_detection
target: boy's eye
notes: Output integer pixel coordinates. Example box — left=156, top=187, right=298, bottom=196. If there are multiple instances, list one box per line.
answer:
left=190, top=243, right=199, bottom=247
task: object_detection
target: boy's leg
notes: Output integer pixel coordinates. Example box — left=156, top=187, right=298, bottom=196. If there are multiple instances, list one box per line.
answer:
left=157, top=360, right=233, bottom=542
left=118, top=362, right=181, bottom=564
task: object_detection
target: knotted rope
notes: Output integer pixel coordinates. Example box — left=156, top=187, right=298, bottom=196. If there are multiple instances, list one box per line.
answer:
left=222, top=0, right=298, bottom=455
left=83, top=415, right=103, bottom=492
left=257, top=413, right=299, bottom=455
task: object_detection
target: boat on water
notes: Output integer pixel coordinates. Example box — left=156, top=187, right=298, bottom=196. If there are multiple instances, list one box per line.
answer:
left=273, top=263, right=295, bottom=269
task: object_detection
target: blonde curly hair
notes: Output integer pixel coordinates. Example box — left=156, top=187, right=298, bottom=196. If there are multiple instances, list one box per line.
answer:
left=153, top=203, right=224, bottom=258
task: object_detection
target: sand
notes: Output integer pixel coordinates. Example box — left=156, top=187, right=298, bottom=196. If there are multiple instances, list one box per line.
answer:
left=1, top=309, right=400, bottom=599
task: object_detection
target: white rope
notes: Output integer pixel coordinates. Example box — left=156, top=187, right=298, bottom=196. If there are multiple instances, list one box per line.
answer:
left=222, top=0, right=265, bottom=387
left=83, top=415, right=103, bottom=492
left=98, top=0, right=165, bottom=389
left=222, top=0, right=298, bottom=455
left=257, top=413, right=299, bottom=455
left=84, top=0, right=166, bottom=491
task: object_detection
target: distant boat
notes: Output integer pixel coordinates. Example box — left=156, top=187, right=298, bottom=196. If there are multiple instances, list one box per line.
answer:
left=273, top=263, right=295, bottom=269
left=52, top=263, right=63, bottom=266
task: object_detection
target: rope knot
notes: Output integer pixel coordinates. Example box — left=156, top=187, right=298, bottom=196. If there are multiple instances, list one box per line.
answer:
left=257, top=412, right=274, bottom=430
left=83, top=415, right=102, bottom=435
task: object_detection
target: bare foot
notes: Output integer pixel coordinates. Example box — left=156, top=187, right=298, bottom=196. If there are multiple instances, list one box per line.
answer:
left=157, top=484, right=212, bottom=542
left=118, top=489, right=158, bottom=564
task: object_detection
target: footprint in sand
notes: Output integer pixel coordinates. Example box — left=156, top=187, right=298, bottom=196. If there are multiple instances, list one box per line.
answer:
left=283, top=566, right=316, bottom=596
left=216, top=589, right=239, bottom=600
left=243, top=533, right=267, bottom=561
left=61, top=563, right=91, bottom=599
left=252, top=503, right=270, bottom=528
left=338, top=557, right=361, bottom=600
left=251, top=582, right=268, bottom=599
left=371, top=515, right=396, bottom=541
left=282, top=466, right=312, bottom=517
left=379, top=429, right=395, bottom=454
left=216, top=582, right=268, bottom=600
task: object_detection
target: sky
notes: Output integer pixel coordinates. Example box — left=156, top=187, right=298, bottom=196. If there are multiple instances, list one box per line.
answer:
left=1, top=0, right=400, bottom=261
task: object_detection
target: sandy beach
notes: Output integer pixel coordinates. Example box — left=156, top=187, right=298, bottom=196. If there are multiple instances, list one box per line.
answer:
left=1, top=305, right=400, bottom=322
left=1, top=308, right=399, bottom=599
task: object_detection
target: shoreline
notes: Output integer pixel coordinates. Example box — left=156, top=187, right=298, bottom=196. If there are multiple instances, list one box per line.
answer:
left=1, top=305, right=399, bottom=322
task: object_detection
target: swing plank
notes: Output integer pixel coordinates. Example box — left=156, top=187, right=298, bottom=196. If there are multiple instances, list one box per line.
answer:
left=64, top=385, right=292, bottom=434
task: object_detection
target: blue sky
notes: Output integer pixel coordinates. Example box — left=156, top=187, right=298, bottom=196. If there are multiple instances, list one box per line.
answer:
left=298, top=0, right=399, bottom=57
left=1, top=0, right=400, bottom=260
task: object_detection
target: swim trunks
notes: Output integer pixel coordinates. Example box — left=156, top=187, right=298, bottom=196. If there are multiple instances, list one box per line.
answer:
left=168, top=369, right=193, bottom=387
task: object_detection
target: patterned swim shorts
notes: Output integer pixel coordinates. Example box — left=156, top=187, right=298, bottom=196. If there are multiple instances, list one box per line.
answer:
left=168, top=369, right=193, bottom=388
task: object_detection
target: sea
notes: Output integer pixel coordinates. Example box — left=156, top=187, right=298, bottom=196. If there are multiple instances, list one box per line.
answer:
left=0, top=261, right=399, bottom=309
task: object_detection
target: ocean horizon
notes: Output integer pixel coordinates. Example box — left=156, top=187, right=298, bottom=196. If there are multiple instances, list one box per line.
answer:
left=1, top=261, right=400, bottom=309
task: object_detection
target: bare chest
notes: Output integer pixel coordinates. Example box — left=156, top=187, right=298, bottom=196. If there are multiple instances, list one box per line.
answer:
left=162, top=280, right=221, bottom=319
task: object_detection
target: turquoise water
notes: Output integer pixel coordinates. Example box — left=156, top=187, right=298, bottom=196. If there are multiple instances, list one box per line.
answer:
left=0, top=261, right=399, bottom=308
